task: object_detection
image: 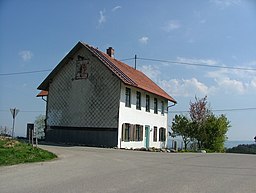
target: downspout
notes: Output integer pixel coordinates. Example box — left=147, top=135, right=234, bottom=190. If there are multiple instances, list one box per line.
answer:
left=167, top=102, right=176, bottom=147
left=41, top=96, right=47, bottom=102
left=40, top=95, right=48, bottom=138
left=167, top=102, right=176, bottom=112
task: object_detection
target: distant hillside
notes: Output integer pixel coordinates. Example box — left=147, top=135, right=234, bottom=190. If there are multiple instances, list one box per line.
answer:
left=226, top=144, right=256, bottom=154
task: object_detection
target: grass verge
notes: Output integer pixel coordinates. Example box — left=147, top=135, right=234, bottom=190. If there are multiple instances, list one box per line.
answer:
left=0, top=136, right=57, bottom=166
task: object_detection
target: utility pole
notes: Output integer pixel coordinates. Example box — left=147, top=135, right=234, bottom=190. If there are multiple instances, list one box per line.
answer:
left=10, top=108, right=19, bottom=138
left=135, top=54, right=137, bottom=70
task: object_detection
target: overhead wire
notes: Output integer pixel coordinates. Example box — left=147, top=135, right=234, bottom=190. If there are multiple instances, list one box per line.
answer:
left=171, top=107, right=256, bottom=114
left=137, top=57, right=256, bottom=71
left=0, top=56, right=255, bottom=114
left=0, top=69, right=52, bottom=76
left=1, top=56, right=256, bottom=76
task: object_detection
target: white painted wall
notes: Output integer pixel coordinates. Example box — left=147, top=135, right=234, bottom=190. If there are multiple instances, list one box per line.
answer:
left=118, top=83, right=168, bottom=149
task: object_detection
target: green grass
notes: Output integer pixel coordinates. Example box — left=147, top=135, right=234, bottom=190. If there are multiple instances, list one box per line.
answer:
left=0, top=136, right=57, bottom=166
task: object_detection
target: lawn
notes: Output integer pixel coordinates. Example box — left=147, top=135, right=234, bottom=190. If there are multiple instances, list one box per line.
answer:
left=0, top=136, right=57, bottom=166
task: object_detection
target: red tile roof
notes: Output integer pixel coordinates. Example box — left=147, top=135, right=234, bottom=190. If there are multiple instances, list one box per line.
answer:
left=37, top=42, right=176, bottom=103
left=36, top=90, right=48, bottom=97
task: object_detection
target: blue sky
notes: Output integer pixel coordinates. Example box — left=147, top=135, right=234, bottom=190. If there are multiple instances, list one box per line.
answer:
left=0, top=0, right=255, bottom=140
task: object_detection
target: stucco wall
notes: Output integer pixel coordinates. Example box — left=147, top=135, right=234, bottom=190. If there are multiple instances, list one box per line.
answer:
left=47, top=47, right=120, bottom=129
left=118, top=83, right=168, bottom=149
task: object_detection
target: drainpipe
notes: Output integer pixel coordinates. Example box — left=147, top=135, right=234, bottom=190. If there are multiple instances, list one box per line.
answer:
left=167, top=102, right=176, bottom=112
left=167, top=102, right=177, bottom=147
left=41, top=96, right=47, bottom=102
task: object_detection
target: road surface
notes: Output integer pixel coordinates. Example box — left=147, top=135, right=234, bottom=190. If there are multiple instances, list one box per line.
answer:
left=0, top=145, right=255, bottom=193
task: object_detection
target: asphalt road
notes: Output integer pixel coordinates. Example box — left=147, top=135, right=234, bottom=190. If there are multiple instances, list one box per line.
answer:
left=0, top=145, right=256, bottom=193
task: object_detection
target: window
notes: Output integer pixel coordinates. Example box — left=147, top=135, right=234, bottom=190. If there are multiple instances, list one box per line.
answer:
left=159, top=127, right=166, bottom=142
left=134, top=125, right=143, bottom=141
left=125, top=88, right=131, bottom=107
left=146, top=95, right=150, bottom=112
left=153, top=127, right=157, bottom=142
left=122, top=123, right=131, bottom=141
left=136, top=91, right=141, bottom=110
left=154, top=98, right=158, bottom=114
left=122, top=123, right=143, bottom=142
left=161, top=101, right=164, bottom=115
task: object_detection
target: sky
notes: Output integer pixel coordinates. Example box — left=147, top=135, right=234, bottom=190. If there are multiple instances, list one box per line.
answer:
left=0, top=0, right=256, bottom=140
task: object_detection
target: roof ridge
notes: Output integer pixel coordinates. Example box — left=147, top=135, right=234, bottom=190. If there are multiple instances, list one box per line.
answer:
left=83, top=43, right=137, bottom=86
left=38, top=41, right=176, bottom=103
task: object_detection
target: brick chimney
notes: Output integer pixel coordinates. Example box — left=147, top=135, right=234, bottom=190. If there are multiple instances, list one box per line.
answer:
left=106, top=47, right=114, bottom=58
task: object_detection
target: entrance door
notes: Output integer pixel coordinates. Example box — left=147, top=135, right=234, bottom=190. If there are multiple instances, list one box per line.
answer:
left=145, top=125, right=150, bottom=149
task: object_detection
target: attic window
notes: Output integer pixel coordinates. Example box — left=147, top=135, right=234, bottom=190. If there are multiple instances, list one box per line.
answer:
left=75, top=55, right=90, bottom=80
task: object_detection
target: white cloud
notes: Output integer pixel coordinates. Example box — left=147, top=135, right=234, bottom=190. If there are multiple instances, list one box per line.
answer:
left=139, top=65, right=160, bottom=82
left=207, top=65, right=256, bottom=94
left=163, top=20, right=181, bottom=32
left=19, top=50, right=33, bottom=61
left=160, top=78, right=210, bottom=97
left=210, top=0, right=241, bottom=8
left=98, top=10, right=106, bottom=25
left=112, top=6, right=121, bottom=12
left=138, top=36, right=149, bottom=44
left=251, top=78, right=256, bottom=89
left=218, top=77, right=246, bottom=94
left=176, top=57, right=218, bottom=66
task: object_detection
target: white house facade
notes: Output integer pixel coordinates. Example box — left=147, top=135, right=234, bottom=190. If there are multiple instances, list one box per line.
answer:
left=37, top=42, right=176, bottom=148
left=118, top=84, right=168, bottom=149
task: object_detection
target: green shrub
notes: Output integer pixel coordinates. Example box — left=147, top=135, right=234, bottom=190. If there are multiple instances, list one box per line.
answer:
left=226, top=144, right=256, bottom=154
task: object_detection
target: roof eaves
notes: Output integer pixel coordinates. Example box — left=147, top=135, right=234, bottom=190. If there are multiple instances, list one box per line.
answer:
left=37, top=42, right=84, bottom=90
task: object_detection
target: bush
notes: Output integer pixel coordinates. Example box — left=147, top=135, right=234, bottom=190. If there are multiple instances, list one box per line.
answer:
left=226, top=144, right=256, bottom=154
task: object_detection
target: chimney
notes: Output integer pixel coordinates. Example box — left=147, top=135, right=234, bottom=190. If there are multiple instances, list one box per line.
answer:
left=106, top=47, right=114, bottom=58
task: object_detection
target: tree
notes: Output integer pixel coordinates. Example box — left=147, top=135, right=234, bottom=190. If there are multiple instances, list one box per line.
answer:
left=34, top=114, right=46, bottom=140
left=189, top=96, right=212, bottom=149
left=171, top=114, right=193, bottom=150
left=171, top=96, right=230, bottom=152
left=189, top=96, right=211, bottom=123
left=201, top=114, right=230, bottom=152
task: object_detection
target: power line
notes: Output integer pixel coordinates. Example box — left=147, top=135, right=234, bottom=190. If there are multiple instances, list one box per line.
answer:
left=1, top=107, right=256, bottom=114
left=171, top=107, right=256, bottom=114
left=138, top=57, right=256, bottom=71
left=120, top=57, right=135, bottom=62
left=0, top=110, right=45, bottom=113
left=0, top=69, right=52, bottom=76
left=1, top=56, right=256, bottom=77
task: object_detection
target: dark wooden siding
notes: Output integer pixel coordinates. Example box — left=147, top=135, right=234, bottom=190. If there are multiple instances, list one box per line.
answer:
left=46, top=126, right=118, bottom=148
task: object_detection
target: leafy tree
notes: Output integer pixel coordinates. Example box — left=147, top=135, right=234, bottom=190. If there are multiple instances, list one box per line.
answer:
left=171, top=114, right=193, bottom=150
left=202, top=114, right=230, bottom=152
left=171, top=96, right=230, bottom=152
left=34, top=114, right=46, bottom=140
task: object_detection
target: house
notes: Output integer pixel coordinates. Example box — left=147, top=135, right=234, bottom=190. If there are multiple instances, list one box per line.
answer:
left=37, top=42, right=176, bottom=148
